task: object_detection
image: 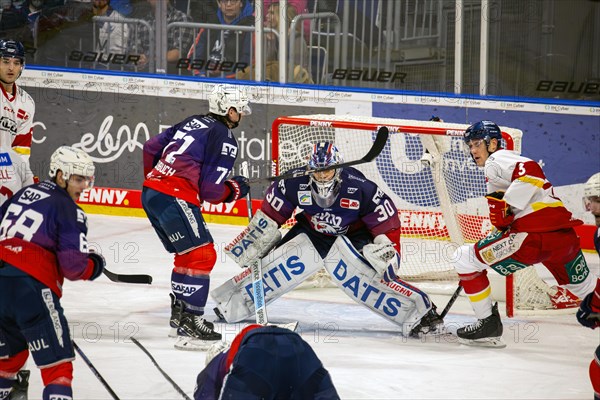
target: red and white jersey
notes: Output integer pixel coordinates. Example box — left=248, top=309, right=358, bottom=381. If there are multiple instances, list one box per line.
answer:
left=0, top=83, right=35, bottom=162
left=485, top=149, right=581, bottom=232
left=0, top=146, right=34, bottom=205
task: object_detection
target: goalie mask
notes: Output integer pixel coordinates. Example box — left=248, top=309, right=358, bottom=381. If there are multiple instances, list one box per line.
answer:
left=308, top=142, right=343, bottom=208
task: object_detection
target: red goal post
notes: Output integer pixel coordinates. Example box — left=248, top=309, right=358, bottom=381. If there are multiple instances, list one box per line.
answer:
left=271, top=114, right=575, bottom=317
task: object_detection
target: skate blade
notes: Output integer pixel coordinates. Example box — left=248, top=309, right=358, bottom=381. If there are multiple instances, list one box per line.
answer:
left=458, top=336, right=506, bottom=348
left=168, top=327, right=178, bottom=338
left=174, top=336, right=217, bottom=351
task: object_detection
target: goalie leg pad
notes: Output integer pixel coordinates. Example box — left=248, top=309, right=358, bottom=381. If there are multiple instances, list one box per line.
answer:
left=324, top=236, right=433, bottom=336
left=212, top=234, right=324, bottom=323
left=225, top=209, right=282, bottom=267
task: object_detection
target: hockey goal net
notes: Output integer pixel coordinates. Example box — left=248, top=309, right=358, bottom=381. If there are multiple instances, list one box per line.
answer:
left=271, top=114, right=576, bottom=317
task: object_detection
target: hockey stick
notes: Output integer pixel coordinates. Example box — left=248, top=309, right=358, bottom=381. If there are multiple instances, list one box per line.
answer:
left=250, top=259, right=268, bottom=325
left=73, top=340, right=120, bottom=400
left=241, top=161, right=269, bottom=325
left=131, top=338, right=192, bottom=400
left=440, top=284, right=463, bottom=319
left=241, top=161, right=253, bottom=221
left=249, top=126, right=389, bottom=184
left=103, top=268, right=153, bottom=285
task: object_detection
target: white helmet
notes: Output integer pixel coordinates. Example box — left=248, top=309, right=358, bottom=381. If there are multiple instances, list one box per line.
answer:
left=208, top=84, right=251, bottom=116
left=584, top=173, right=600, bottom=198
left=49, top=146, right=95, bottom=185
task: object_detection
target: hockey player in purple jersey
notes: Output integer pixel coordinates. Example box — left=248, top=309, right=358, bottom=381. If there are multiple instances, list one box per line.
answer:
left=214, top=142, right=444, bottom=337
left=194, top=324, right=340, bottom=399
left=0, top=146, right=105, bottom=400
left=142, top=84, right=252, bottom=350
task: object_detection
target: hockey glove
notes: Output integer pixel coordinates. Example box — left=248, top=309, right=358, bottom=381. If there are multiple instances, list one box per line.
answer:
left=87, top=251, right=106, bottom=281
left=486, top=191, right=514, bottom=231
left=362, top=234, right=401, bottom=283
left=576, top=291, right=600, bottom=329
left=224, top=176, right=250, bottom=203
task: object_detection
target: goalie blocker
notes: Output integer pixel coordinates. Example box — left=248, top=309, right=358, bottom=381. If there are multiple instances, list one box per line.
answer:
left=224, top=210, right=282, bottom=267
left=212, top=234, right=435, bottom=336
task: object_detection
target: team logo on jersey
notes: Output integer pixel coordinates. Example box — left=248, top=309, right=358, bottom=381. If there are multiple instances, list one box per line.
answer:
left=0, top=116, right=17, bottom=134
left=347, top=187, right=358, bottom=194
left=0, top=152, right=12, bottom=166
left=16, top=109, right=29, bottom=121
left=340, top=198, right=360, bottom=209
left=298, top=191, right=312, bottom=205
left=221, top=142, right=237, bottom=158
left=372, top=188, right=385, bottom=204
left=18, top=188, right=50, bottom=205
left=182, top=118, right=207, bottom=131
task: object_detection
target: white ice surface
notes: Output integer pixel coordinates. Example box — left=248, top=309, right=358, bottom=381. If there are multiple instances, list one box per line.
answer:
left=20, top=214, right=600, bottom=399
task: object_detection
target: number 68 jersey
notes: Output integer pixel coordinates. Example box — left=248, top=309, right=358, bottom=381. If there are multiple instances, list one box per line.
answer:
left=261, top=167, right=401, bottom=252
left=0, top=180, right=92, bottom=297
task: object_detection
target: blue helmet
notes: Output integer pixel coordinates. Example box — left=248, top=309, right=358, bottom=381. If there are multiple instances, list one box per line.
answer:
left=0, top=40, right=25, bottom=63
left=464, top=120, right=502, bottom=145
left=308, top=142, right=343, bottom=208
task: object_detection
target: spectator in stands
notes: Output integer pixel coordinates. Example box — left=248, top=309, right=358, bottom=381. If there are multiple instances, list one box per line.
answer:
left=188, top=0, right=218, bottom=23
left=131, top=0, right=194, bottom=74
left=91, top=0, right=129, bottom=55
left=186, top=0, right=253, bottom=78
left=237, top=1, right=312, bottom=83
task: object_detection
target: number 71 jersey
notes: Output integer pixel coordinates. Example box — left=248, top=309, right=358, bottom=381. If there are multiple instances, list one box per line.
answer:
left=262, top=167, right=401, bottom=250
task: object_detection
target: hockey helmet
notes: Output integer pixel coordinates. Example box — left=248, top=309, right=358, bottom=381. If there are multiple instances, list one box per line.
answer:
left=0, top=40, right=25, bottom=63
left=584, top=173, right=600, bottom=198
left=464, top=120, right=503, bottom=146
left=49, top=146, right=95, bottom=186
left=308, top=142, right=343, bottom=208
left=583, top=172, right=600, bottom=211
left=208, top=84, right=251, bottom=116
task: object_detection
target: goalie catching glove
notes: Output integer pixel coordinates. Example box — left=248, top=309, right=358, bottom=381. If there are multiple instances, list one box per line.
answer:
left=486, top=191, right=514, bottom=231
left=362, top=234, right=401, bottom=283
left=224, top=209, right=282, bottom=267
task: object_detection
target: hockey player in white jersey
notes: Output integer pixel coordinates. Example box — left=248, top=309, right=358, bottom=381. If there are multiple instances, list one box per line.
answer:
left=212, top=142, right=444, bottom=337
left=0, top=146, right=34, bottom=205
left=0, top=40, right=35, bottom=163
left=452, top=120, right=597, bottom=347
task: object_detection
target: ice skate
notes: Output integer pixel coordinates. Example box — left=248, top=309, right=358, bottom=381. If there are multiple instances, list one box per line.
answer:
left=9, top=369, right=29, bottom=400
left=174, top=312, right=221, bottom=351
left=169, top=294, right=213, bottom=338
left=410, top=304, right=445, bottom=337
left=457, top=302, right=505, bottom=348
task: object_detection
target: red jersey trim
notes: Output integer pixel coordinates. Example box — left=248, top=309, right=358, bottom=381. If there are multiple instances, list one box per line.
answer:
left=0, top=237, right=64, bottom=297
left=144, top=176, right=200, bottom=206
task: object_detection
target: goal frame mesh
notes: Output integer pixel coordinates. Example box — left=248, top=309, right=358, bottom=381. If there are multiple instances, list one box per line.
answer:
left=271, top=115, right=570, bottom=317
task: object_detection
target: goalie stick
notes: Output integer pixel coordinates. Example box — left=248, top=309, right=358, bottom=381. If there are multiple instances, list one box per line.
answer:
left=249, top=126, right=389, bottom=184
left=73, top=340, right=120, bottom=400
left=131, top=338, right=192, bottom=400
left=103, top=268, right=153, bottom=284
